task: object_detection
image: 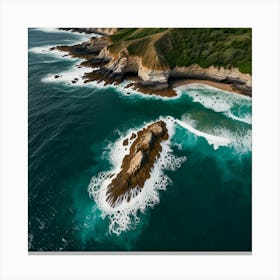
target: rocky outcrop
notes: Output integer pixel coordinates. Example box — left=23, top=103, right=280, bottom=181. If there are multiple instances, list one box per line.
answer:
left=101, top=48, right=140, bottom=75
left=106, top=120, right=169, bottom=208
left=55, top=36, right=110, bottom=58
left=98, top=47, right=251, bottom=95
left=99, top=47, right=169, bottom=87
left=52, top=32, right=252, bottom=96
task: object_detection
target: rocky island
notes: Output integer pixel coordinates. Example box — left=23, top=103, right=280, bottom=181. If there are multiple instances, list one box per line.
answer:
left=106, top=120, right=168, bottom=208
left=51, top=28, right=252, bottom=97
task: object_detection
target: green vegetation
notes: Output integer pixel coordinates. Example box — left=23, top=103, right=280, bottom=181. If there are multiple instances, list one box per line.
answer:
left=111, top=28, right=168, bottom=41
left=108, top=28, right=252, bottom=74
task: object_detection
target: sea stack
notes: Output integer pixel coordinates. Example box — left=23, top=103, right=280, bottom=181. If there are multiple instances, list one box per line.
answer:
left=106, top=120, right=169, bottom=207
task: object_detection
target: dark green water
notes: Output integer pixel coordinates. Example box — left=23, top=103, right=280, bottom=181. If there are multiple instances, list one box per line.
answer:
left=28, top=28, right=252, bottom=251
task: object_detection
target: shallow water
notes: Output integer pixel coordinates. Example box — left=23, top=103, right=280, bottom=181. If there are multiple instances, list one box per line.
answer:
left=28, top=28, right=252, bottom=251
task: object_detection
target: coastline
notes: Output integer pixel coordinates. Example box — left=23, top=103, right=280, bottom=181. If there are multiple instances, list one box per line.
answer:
left=50, top=30, right=252, bottom=98
left=170, top=78, right=252, bottom=97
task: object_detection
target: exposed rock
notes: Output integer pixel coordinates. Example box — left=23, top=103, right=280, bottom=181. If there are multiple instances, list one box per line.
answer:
left=150, top=123, right=164, bottom=136
left=80, top=57, right=110, bottom=68
left=127, top=151, right=145, bottom=175
left=55, top=36, right=110, bottom=60
left=123, top=138, right=129, bottom=146
left=169, top=64, right=252, bottom=95
left=136, top=131, right=153, bottom=152
left=54, top=75, right=60, bottom=79
left=130, top=133, right=136, bottom=140
left=106, top=120, right=169, bottom=208
left=52, top=30, right=251, bottom=97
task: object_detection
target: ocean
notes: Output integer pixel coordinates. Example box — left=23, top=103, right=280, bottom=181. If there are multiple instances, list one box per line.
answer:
left=28, top=28, right=252, bottom=251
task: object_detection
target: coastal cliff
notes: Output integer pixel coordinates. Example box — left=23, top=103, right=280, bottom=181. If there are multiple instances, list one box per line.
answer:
left=52, top=28, right=252, bottom=96
left=106, top=120, right=169, bottom=207
left=98, top=46, right=252, bottom=95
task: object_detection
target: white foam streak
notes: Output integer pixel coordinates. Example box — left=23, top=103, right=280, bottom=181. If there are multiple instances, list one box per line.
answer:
left=28, top=45, right=77, bottom=62
left=225, top=111, right=252, bottom=125
left=175, top=119, right=231, bottom=150
left=88, top=118, right=186, bottom=235
left=211, top=127, right=252, bottom=154
left=176, top=115, right=251, bottom=153
left=176, top=84, right=252, bottom=124
left=29, top=45, right=57, bottom=54
left=34, top=28, right=63, bottom=33
left=41, top=64, right=94, bottom=86
left=33, top=28, right=94, bottom=42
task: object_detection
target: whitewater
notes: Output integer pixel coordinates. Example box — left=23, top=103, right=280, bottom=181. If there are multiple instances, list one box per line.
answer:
left=28, top=28, right=252, bottom=251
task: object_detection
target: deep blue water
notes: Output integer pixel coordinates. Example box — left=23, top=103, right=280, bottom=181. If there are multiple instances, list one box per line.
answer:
left=28, top=28, right=252, bottom=251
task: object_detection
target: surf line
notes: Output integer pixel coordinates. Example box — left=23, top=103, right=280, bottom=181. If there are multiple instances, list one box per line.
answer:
left=175, top=119, right=231, bottom=149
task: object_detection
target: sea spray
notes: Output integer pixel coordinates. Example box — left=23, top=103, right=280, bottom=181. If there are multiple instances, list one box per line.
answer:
left=41, top=65, right=95, bottom=86
left=28, top=28, right=252, bottom=250
left=88, top=117, right=187, bottom=235
left=177, top=84, right=252, bottom=125
left=175, top=119, right=232, bottom=149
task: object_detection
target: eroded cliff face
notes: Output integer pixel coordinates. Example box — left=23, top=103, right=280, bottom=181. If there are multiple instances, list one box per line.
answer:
left=54, top=34, right=252, bottom=95
left=99, top=47, right=170, bottom=87
left=138, top=65, right=169, bottom=85
left=99, top=46, right=251, bottom=90
left=101, top=48, right=140, bottom=75
left=170, top=65, right=252, bottom=87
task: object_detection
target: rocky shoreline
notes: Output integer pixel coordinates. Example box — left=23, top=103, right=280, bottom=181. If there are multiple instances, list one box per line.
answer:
left=106, top=120, right=169, bottom=208
left=50, top=30, right=252, bottom=97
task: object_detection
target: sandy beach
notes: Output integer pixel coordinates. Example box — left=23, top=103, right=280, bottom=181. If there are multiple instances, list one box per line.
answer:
left=170, top=78, right=251, bottom=97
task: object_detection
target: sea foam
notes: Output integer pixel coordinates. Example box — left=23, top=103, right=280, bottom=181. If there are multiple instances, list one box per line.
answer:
left=88, top=117, right=187, bottom=235
left=175, top=118, right=231, bottom=150
left=176, top=84, right=252, bottom=125
left=33, top=27, right=95, bottom=42
left=178, top=114, right=251, bottom=154
left=41, top=64, right=96, bottom=86
left=28, top=45, right=76, bottom=61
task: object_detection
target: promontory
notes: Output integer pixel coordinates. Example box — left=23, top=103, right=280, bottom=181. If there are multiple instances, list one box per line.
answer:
left=52, top=28, right=252, bottom=96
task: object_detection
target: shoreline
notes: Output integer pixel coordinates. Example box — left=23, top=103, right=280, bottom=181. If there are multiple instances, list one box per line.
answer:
left=170, top=78, right=252, bottom=97
left=50, top=33, right=252, bottom=98
left=51, top=44, right=252, bottom=97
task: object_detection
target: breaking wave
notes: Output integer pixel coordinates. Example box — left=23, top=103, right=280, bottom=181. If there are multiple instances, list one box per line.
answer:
left=88, top=118, right=186, bottom=235
left=178, top=114, right=251, bottom=154
left=175, top=118, right=231, bottom=150
left=176, top=84, right=252, bottom=125
left=88, top=111, right=251, bottom=235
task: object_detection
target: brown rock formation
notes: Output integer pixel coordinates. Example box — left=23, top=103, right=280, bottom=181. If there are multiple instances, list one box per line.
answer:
left=130, top=133, right=136, bottom=140
left=55, top=36, right=110, bottom=60
left=51, top=30, right=252, bottom=97
left=123, top=138, right=129, bottom=146
left=106, top=120, right=169, bottom=207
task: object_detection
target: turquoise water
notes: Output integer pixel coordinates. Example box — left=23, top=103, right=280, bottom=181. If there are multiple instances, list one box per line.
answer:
left=28, top=28, right=252, bottom=251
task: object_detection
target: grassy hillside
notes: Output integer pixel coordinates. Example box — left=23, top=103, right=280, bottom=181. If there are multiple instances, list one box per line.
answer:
left=109, top=28, right=252, bottom=74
